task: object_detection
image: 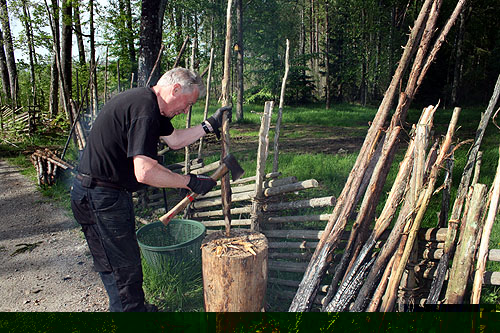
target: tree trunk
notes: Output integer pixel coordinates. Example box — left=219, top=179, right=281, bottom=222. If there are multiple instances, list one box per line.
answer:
left=119, top=0, right=137, bottom=84
left=235, top=0, right=244, bottom=121
left=74, top=2, right=86, bottom=66
left=137, top=0, right=167, bottom=87
left=0, top=0, right=18, bottom=107
left=49, top=0, right=60, bottom=118
left=89, top=0, right=98, bottom=117
left=202, top=230, right=268, bottom=312
left=451, top=8, right=467, bottom=106
left=61, top=0, right=73, bottom=115
left=0, top=28, right=11, bottom=102
left=21, top=1, right=37, bottom=107
left=325, top=0, right=330, bottom=109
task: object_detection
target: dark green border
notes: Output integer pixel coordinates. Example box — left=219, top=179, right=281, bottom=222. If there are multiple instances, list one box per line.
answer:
left=0, top=308, right=498, bottom=332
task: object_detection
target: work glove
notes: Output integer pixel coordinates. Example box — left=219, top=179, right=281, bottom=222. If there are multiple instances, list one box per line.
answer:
left=205, top=105, right=232, bottom=139
left=187, top=174, right=216, bottom=195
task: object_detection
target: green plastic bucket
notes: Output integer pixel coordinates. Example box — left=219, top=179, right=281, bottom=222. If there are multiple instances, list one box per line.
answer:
left=136, top=219, right=206, bottom=273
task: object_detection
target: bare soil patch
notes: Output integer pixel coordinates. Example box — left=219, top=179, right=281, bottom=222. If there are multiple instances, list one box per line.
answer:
left=0, top=160, right=108, bottom=312
left=199, top=123, right=365, bottom=156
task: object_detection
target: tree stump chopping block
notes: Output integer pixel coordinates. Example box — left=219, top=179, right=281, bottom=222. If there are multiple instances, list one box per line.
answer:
left=202, top=229, right=268, bottom=312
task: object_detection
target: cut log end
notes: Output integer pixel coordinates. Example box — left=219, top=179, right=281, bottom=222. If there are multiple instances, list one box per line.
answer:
left=202, top=229, right=268, bottom=312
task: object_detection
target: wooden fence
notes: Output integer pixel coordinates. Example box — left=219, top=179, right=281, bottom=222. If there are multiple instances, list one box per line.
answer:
left=134, top=106, right=500, bottom=310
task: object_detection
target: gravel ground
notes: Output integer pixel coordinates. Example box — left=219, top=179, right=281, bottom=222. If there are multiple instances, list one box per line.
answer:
left=0, top=159, right=108, bottom=312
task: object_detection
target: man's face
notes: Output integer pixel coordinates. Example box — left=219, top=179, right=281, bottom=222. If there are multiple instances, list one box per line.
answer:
left=161, top=85, right=199, bottom=118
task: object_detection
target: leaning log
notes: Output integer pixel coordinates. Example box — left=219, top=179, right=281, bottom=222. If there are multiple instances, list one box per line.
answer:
left=445, top=183, right=488, bottom=304
left=289, top=0, right=438, bottom=311
left=381, top=106, right=460, bottom=312
left=427, top=73, right=500, bottom=304
left=471, top=147, right=500, bottom=303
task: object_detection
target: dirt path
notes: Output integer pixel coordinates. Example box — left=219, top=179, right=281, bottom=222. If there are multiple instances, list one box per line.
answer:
left=0, top=159, right=108, bottom=312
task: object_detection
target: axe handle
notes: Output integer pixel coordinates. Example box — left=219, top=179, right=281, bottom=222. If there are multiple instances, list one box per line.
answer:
left=159, top=163, right=229, bottom=226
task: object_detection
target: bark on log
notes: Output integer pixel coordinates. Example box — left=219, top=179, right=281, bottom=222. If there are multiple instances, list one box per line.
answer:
left=220, top=0, right=233, bottom=236
left=202, top=229, right=267, bottom=312
left=381, top=106, right=460, bottom=312
left=267, top=214, right=331, bottom=223
left=445, top=184, right=488, bottom=304
left=272, top=39, right=290, bottom=173
left=428, top=74, right=500, bottom=304
left=201, top=219, right=251, bottom=227
left=263, top=179, right=318, bottom=197
left=251, top=101, right=273, bottom=231
left=345, top=106, right=436, bottom=312
left=263, top=196, right=336, bottom=212
left=191, top=206, right=252, bottom=218
left=198, top=47, right=214, bottom=159
left=471, top=148, right=500, bottom=303
left=289, top=0, right=436, bottom=311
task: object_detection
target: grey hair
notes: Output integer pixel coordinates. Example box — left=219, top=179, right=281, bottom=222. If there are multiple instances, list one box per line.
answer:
left=156, top=67, right=206, bottom=98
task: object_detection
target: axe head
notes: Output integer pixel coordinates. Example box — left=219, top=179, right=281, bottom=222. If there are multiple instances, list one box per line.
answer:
left=222, top=154, right=245, bottom=181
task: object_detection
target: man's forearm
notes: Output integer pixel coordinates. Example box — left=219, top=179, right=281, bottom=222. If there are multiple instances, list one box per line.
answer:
left=161, top=125, right=206, bottom=150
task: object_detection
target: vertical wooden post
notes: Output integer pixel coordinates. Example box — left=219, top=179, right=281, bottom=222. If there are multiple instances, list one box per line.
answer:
left=251, top=101, right=274, bottom=231
left=198, top=48, right=214, bottom=159
left=221, top=0, right=233, bottom=236
left=272, top=39, right=290, bottom=173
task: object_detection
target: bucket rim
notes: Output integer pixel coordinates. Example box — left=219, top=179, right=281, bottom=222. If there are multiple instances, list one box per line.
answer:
left=136, top=219, right=206, bottom=252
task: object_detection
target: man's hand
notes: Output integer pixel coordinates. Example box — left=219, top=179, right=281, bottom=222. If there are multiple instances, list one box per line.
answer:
left=205, top=105, right=232, bottom=139
left=187, top=174, right=216, bottom=195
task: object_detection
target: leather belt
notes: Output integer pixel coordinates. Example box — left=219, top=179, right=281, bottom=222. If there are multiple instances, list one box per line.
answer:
left=76, top=173, right=124, bottom=191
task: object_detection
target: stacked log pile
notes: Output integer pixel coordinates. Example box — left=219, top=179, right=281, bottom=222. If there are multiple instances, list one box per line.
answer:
left=0, top=106, right=36, bottom=134
left=30, top=148, right=74, bottom=186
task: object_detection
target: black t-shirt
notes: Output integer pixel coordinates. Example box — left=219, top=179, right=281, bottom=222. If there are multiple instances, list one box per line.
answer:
left=78, top=87, right=174, bottom=191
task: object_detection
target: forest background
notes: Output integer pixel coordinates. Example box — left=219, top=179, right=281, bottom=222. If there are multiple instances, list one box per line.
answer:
left=0, top=0, right=498, bottom=123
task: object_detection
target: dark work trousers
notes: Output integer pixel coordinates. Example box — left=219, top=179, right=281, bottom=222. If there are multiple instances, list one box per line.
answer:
left=70, top=178, right=147, bottom=312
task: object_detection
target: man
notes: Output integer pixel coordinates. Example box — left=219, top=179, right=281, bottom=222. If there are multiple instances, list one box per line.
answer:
left=71, top=67, right=230, bottom=312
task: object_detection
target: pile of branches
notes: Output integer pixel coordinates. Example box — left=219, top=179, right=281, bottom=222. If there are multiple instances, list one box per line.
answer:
left=290, top=0, right=500, bottom=312
left=30, top=148, right=74, bottom=186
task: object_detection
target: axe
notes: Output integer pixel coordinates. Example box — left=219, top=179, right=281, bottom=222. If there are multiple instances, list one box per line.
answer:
left=159, top=154, right=244, bottom=226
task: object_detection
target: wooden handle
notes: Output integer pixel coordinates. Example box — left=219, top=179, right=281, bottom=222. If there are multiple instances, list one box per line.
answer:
left=158, top=164, right=230, bottom=226
left=159, top=193, right=199, bottom=226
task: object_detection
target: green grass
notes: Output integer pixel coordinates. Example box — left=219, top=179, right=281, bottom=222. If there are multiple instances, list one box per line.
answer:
left=142, top=257, right=204, bottom=312
left=3, top=101, right=500, bottom=309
